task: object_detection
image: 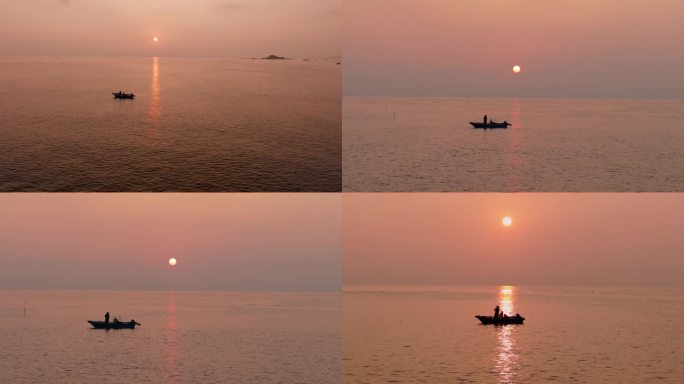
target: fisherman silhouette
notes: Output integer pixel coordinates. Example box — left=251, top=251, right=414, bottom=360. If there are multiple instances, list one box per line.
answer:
left=104, top=312, right=110, bottom=324
left=483, top=115, right=488, bottom=124
left=494, top=305, right=500, bottom=318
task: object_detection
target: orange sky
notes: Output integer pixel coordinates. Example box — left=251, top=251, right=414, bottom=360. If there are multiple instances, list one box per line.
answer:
left=343, top=194, right=684, bottom=286
left=0, top=0, right=341, bottom=58
left=0, top=194, right=340, bottom=290
left=344, top=0, right=684, bottom=98
left=2, top=193, right=681, bottom=289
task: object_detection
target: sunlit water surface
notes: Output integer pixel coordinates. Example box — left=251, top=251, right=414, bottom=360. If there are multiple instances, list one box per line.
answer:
left=343, top=286, right=684, bottom=383
left=0, top=291, right=339, bottom=383
left=0, top=57, right=341, bottom=191
left=343, top=97, right=684, bottom=191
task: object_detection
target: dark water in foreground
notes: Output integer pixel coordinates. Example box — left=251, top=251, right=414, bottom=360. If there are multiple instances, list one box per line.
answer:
left=343, top=97, right=684, bottom=191
left=343, top=286, right=684, bottom=383
left=0, top=291, right=339, bottom=384
left=0, top=57, right=341, bottom=191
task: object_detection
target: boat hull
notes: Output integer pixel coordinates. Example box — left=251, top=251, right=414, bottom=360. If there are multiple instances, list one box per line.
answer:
left=469, top=122, right=510, bottom=129
left=475, top=315, right=524, bottom=325
left=112, top=93, right=135, bottom=99
left=88, top=320, right=139, bottom=329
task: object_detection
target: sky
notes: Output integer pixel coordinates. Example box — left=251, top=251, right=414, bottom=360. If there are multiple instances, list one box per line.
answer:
left=0, top=194, right=340, bottom=291
left=343, top=193, right=684, bottom=287
left=344, top=0, right=684, bottom=98
left=0, top=0, right=341, bottom=58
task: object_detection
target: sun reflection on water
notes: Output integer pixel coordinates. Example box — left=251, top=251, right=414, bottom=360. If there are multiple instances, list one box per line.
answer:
left=507, top=99, right=524, bottom=189
left=495, top=285, right=520, bottom=384
left=148, top=56, right=161, bottom=133
left=166, top=292, right=178, bottom=384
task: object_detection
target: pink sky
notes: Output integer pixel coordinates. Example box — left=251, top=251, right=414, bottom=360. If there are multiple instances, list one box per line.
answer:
left=344, top=0, right=684, bottom=98
left=343, top=193, right=684, bottom=286
left=0, top=194, right=340, bottom=290
left=0, top=0, right=340, bottom=58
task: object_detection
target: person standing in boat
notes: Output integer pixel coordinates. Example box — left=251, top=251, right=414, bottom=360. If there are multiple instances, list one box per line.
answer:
left=104, top=312, right=110, bottom=324
left=494, top=305, right=500, bottom=318
left=483, top=115, right=488, bottom=124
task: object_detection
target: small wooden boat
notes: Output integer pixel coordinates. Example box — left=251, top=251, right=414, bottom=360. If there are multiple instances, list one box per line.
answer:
left=112, top=91, right=135, bottom=99
left=469, top=121, right=511, bottom=129
left=475, top=315, right=524, bottom=325
left=88, top=320, right=140, bottom=329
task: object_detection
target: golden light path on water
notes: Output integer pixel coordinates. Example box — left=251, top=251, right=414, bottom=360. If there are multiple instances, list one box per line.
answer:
left=148, top=56, right=161, bottom=135
left=166, top=292, right=178, bottom=384
left=507, top=98, right=524, bottom=189
left=143, top=56, right=161, bottom=146
left=495, top=285, right=521, bottom=384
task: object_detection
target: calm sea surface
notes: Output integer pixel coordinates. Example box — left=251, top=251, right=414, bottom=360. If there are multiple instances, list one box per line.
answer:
left=0, top=291, right=339, bottom=384
left=343, top=97, right=684, bottom=191
left=343, top=286, right=684, bottom=383
left=0, top=57, right=341, bottom=191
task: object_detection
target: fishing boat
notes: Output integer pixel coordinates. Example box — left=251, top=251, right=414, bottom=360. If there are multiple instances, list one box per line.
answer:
left=88, top=320, right=140, bottom=329
left=112, top=91, right=135, bottom=99
left=475, top=314, right=524, bottom=325
left=469, top=121, right=511, bottom=129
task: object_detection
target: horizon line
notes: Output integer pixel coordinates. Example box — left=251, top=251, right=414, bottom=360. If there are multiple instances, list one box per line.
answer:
left=342, top=94, right=684, bottom=102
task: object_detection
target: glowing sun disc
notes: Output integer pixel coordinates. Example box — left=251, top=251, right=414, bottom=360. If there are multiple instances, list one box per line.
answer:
left=153, top=37, right=159, bottom=43
left=168, top=258, right=177, bottom=266
left=512, top=65, right=521, bottom=74
left=502, top=216, right=513, bottom=227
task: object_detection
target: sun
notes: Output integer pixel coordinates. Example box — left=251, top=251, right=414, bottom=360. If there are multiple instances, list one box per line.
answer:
left=153, top=37, right=159, bottom=43
left=502, top=216, right=513, bottom=227
left=500, top=286, right=513, bottom=295
left=512, top=65, right=521, bottom=74
left=168, top=258, right=177, bottom=266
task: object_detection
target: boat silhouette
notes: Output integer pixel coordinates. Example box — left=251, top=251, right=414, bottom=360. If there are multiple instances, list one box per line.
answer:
left=88, top=320, right=140, bottom=329
left=475, top=314, right=524, bottom=325
left=469, top=121, right=511, bottom=129
left=112, top=91, right=135, bottom=100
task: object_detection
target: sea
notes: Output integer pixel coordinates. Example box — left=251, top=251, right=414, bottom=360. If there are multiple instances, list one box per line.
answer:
left=0, top=291, right=339, bottom=384
left=0, top=57, right=341, bottom=191
left=343, top=285, right=684, bottom=384
left=343, top=97, right=684, bottom=191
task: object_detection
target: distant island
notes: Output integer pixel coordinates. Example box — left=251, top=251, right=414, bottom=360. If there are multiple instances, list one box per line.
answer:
left=261, top=54, right=289, bottom=60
